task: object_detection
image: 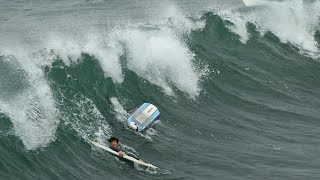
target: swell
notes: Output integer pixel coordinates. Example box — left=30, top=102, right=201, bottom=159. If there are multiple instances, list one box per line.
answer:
left=0, top=4, right=320, bottom=179
left=191, top=13, right=320, bottom=117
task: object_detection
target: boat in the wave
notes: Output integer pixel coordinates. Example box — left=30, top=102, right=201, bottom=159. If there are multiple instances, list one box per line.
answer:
left=127, top=103, right=160, bottom=132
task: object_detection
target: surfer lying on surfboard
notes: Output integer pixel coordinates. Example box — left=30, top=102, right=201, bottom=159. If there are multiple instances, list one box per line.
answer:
left=108, top=136, right=143, bottom=162
left=88, top=138, right=158, bottom=169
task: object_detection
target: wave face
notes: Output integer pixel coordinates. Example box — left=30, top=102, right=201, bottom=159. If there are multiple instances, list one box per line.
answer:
left=0, top=0, right=320, bottom=179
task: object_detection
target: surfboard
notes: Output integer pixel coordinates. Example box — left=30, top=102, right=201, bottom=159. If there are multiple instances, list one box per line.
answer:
left=88, top=140, right=159, bottom=169
left=127, top=103, right=160, bottom=132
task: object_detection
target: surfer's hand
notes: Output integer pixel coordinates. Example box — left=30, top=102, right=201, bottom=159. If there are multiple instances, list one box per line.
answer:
left=118, top=151, right=124, bottom=157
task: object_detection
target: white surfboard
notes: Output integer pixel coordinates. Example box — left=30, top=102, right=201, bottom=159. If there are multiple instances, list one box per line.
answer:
left=88, top=140, right=159, bottom=169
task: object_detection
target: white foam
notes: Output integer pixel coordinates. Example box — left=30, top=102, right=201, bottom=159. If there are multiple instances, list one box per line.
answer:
left=44, top=34, right=82, bottom=66
left=257, top=0, right=319, bottom=52
left=120, top=28, right=200, bottom=97
left=214, top=7, right=251, bottom=43
left=214, top=0, right=320, bottom=54
left=83, top=33, right=124, bottom=83
left=157, top=3, right=206, bottom=35
left=0, top=50, right=59, bottom=150
left=110, top=97, right=129, bottom=124
left=44, top=32, right=124, bottom=83
left=60, top=94, right=111, bottom=140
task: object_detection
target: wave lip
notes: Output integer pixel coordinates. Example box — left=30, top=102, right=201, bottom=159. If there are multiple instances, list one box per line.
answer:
left=0, top=53, right=59, bottom=150
left=215, top=0, right=320, bottom=55
left=121, top=28, right=200, bottom=97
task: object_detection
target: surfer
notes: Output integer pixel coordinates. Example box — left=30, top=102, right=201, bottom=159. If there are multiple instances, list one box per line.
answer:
left=108, top=136, right=143, bottom=161
left=108, top=137, right=124, bottom=157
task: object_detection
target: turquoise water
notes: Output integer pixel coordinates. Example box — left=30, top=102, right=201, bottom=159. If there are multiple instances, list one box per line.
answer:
left=1, top=0, right=320, bottom=179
